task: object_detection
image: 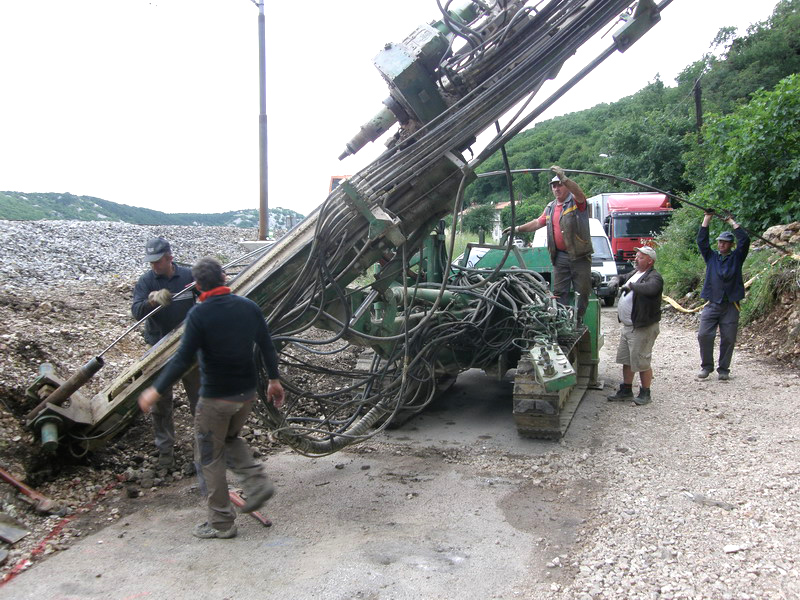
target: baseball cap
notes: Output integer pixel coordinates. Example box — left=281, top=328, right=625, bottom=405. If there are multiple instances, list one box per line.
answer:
left=550, top=175, right=562, bottom=184
left=716, top=231, right=735, bottom=242
left=634, top=246, right=657, bottom=261
left=144, top=237, right=171, bottom=262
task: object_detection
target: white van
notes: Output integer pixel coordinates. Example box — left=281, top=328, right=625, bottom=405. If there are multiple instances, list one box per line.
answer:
left=531, top=217, right=619, bottom=306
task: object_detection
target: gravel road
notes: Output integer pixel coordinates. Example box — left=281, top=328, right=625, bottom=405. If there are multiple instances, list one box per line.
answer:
left=0, top=220, right=798, bottom=599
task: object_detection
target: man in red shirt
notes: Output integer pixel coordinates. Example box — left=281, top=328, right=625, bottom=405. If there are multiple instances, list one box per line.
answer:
left=509, top=166, right=593, bottom=321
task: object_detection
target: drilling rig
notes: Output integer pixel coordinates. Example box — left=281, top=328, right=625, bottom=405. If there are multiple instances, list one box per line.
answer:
left=24, top=0, right=667, bottom=457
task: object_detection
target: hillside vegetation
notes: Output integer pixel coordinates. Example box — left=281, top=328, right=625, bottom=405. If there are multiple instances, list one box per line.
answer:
left=0, top=191, right=303, bottom=231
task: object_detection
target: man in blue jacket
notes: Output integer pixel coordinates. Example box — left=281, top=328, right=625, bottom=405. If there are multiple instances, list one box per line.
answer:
left=138, top=257, right=285, bottom=539
left=696, top=212, right=750, bottom=381
left=131, top=237, right=200, bottom=468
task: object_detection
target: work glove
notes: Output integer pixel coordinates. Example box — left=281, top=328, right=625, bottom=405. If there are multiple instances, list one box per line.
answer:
left=620, top=283, right=631, bottom=294
left=550, top=165, right=566, bottom=181
left=148, top=288, right=172, bottom=307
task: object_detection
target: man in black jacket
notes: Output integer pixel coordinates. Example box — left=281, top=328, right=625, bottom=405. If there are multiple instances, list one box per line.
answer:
left=607, top=246, right=663, bottom=405
left=131, top=237, right=200, bottom=468
left=138, top=257, right=285, bottom=540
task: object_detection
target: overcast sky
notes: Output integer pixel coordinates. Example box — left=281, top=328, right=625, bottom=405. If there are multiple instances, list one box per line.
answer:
left=0, top=0, right=781, bottom=220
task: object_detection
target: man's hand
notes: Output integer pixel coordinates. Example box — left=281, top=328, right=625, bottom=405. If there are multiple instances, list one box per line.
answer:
left=148, top=288, right=172, bottom=307
left=267, top=379, right=285, bottom=409
left=620, top=283, right=631, bottom=294
left=550, top=165, right=566, bottom=181
left=138, top=386, right=161, bottom=414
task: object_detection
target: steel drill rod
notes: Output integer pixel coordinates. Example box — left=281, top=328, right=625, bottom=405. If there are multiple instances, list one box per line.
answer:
left=99, top=244, right=273, bottom=357
left=477, top=168, right=793, bottom=256
left=29, top=245, right=276, bottom=427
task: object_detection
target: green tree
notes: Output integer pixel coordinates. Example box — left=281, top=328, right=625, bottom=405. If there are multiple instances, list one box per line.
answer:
left=690, top=73, right=800, bottom=230
left=700, top=0, right=800, bottom=114
left=461, top=204, right=496, bottom=234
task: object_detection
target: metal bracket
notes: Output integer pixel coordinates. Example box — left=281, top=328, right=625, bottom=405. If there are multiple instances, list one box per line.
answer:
left=613, top=0, right=661, bottom=53
left=529, top=342, right=576, bottom=392
left=340, top=181, right=406, bottom=247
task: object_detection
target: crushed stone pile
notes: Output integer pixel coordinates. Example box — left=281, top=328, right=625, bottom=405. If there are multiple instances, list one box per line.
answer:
left=0, top=220, right=258, bottom=286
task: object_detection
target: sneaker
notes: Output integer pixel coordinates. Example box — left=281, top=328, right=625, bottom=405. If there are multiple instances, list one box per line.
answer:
left=632, top=388, right=651, bottom=406
left=157, top=451, right=175, bottom=469
left=607, top=385, right=633, bottom=401
left=718, top=372, right=730, bottom=381
left=696, top=369, right=711, bottom=379
left=242, top=481, right=275, bottom=513
left=192, top=522, right=237, bottom=539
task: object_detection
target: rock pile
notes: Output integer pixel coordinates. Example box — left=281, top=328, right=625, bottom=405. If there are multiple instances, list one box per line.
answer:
left=757, top=221, right=800, bottom=250
left=0, top=220, right=258, bottom=285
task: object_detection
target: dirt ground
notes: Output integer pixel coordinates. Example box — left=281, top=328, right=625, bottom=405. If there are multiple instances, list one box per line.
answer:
left=1, top=301, right=799, bottom=599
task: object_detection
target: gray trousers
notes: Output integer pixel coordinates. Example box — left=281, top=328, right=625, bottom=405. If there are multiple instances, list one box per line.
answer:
left=698, top=301, right=740, bottom=374
left=195, top=392, right=270, bottom=530
left=151, top=368, right=201, bottom=454
left=553, top=251, right=592, bottom=319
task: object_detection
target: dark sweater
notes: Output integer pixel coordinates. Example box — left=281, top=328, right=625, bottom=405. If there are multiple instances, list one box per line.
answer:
left=131, top=265, right=195, bottom=345
left=152, top=292, right=280, bottom=398
left=697, top=226, right=750, bottom=303
left=620, top=267, right=663, bottom=328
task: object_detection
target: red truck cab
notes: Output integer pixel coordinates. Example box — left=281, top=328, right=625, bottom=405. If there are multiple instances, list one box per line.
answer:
left=587, top=193, right=672, bottom=275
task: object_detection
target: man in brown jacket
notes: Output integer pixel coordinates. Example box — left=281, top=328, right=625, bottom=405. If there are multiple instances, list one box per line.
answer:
left=505, top=166, right=593, bottom=321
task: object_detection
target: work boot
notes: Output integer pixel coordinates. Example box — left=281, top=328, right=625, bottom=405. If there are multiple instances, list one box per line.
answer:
left=192, top=522, right=237, bottom=539
left=718, top=372, right=730, bottom=381
left=242, top=480, right=275, bottom=513
left=632, top=387, right=651, bottom=405
left=696, top=368, right=711, bottom=379
left=607, top=383, right=633, bottom=401
left=157, top=450, right=175, bottom=469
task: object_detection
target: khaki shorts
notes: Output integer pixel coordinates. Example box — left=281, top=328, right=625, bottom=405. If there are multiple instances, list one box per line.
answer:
left=615, top=322, right=660, bottom=372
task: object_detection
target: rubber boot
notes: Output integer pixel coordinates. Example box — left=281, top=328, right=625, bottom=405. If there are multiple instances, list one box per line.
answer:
left=633, top=387, right=651, bottom=405
left=607, top=383, right=633, bottom=401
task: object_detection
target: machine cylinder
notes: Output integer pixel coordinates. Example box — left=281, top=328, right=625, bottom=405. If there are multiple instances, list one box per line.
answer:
left=25, top=356, right=105, bottom=424
left=39, top=420, right=60, bottom=453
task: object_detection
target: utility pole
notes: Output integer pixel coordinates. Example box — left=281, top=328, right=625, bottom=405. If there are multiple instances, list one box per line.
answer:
left=252, top=0, right=269, bottom=240
left=694, top=77, right=703, bottom=143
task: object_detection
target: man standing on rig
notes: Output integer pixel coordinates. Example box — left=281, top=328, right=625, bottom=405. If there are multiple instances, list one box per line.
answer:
left=504, top=166, right=593, bottom=322
left=131, top=237, right=200, bottom=469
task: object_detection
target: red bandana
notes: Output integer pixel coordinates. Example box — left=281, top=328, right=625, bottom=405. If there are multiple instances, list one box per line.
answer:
left=198, top=286, right=231, bottom=302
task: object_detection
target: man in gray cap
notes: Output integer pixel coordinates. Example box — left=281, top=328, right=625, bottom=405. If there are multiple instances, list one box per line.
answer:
left=607, top=246, right=663, bottom=405
left=504, top=165, right=593, bottom=322
left=696, top=212, right=750, bottom=380
left=131, top=237, right=201, bottom=468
